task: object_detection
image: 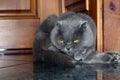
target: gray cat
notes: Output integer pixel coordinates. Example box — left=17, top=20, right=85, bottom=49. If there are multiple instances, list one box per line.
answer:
left=33, top=12, right=120, bottom=67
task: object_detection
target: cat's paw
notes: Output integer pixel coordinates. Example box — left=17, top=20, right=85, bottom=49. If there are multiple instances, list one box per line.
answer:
left=105, top=51, right=120, bottom=63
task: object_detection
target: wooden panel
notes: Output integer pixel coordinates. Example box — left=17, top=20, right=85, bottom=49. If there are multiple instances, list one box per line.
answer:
left=96, top=0, right=103, bottom=52
left=0, top=0, right=37, bottom=18
left=103, top=72, right=120, bottom=80
left=89, top=0, right=97, bottom=24
left=39, top=0, right=61, bottom=23
left=0, top=0, right=63, bottom=52
left=65, top=0, right=82, bottom=7
left=0, top=19, right=40, bottom=49
left=103, top=0, right=120, bottom=52
left=64, top=0, right=87, bottom=13
left=0, top=0, right=30, bottom=10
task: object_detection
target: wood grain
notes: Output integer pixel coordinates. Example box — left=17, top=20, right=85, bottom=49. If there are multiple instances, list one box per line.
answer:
left=103, top=72, right=120, bottom=80
left=0, top=0, right=37, bottom=18
left=64, top=0, right=81, bottom=7
left=0, top=19, right=40, bottom=49
left=0, top=0, right=30, bottom=10
left=89, top=0, right=97, bottom=24
left=103, top=0, right=120, bottom=53
left=0, top=63, right=33, bottom=80
left=39, top=0, right=62, bottom=23
left=64, top=0, right=87, bottom=13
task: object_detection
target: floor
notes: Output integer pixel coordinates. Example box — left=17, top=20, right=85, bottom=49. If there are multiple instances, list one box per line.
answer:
left=0, top=54, right=119, bottom=80
left=0, top=54, right=34, bottom=80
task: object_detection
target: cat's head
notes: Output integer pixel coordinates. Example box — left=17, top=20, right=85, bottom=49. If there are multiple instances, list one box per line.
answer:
left=50, top=13, right=96, bottom=60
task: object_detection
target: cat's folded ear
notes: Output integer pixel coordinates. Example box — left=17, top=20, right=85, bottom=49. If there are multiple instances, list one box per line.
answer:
left=56, top=21, right=63, bottom=28
left=47, top=14, right=58, bottom=21
left=79, top=21, right=88, bottom=32
left=57, top=21, right=63, bottom=25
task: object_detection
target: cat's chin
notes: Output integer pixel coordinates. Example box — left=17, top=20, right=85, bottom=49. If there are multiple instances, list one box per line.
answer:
left=63, top=51, right=73, bottom=57
left=61, top=49, right=73, bottom=56
left=74, top=53, right=84, bottom=61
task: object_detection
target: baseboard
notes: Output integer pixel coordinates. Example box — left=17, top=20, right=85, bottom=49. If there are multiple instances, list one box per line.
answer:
left=0, top=48, right=32, bottom=55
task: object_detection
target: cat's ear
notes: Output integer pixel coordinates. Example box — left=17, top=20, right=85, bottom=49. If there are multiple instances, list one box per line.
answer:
left=55, top=21, right=63, bottom=34
left=57, top=21, right=63, bottom=25
left=79, top=21, right=88, bottom=32
left=56, top=21, right=63, bottom=27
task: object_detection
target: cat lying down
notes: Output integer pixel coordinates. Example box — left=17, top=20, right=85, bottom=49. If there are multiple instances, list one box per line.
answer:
left=33, top=12, right=120, bottom=67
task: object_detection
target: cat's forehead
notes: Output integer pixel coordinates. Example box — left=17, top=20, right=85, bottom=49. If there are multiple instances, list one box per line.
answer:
left=57, top=20, right=76, bottom=32
left=59, top=20, right=76, bottom=25
left=57, top=19, right=85, bottom=28
left=56, top=20, right=81, bottom=37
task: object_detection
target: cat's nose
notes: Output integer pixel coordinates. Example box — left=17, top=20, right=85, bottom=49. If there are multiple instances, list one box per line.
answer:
left=66, top=47, right=70, bottom=50
left=66, top=43, right=72, bottom=50
left=66, top=46, right=71, bottom=51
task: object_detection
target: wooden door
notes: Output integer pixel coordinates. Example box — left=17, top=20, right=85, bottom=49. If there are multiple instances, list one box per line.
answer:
left=0, top=0, right=62, bottom=54
left=0, top=0, right=40, bottom=53
left=103, top=0, right=120, bottom=53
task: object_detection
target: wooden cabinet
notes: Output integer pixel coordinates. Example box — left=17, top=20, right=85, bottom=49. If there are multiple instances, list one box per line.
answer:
left=0, top=0, right=40, bottom=49
left=0, top=0, right=62, bottom=53
left=64, top=0, right=87, bottom=13
left=0, top=0, right=37, bottom=18
left=103, top=0, right=120, bottom=53
left=38, top=0, right=62, bottom=23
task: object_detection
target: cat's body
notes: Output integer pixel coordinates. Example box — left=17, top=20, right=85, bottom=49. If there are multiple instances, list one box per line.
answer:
left=33, top=12, right=120, bottom=67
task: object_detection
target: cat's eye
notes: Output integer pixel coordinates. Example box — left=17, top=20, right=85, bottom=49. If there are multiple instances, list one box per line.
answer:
left=58, top=40, right=65, bottom=44
left=73, top=39, right=79, bottom=44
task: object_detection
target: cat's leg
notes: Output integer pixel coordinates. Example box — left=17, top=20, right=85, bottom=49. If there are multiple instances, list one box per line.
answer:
left=104, top=51, right=120, bottom=62
left=36, top=50, right=76, bottom=67
left=93, top=51, right=120, bottom=63
left=84, top=51, right=120, bottom=63
left=33, top=37, right=44, bottom=62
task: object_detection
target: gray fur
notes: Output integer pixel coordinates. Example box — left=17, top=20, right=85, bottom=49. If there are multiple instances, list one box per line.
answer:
left=33, top=12, right=120, bottom=66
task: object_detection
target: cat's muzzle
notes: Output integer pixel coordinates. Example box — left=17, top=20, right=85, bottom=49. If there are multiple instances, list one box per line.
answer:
left=64, top=48, right=74, bottom=56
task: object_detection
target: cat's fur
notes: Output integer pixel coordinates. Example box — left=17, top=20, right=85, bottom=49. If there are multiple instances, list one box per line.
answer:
left=33, top=12, right=120, bottom=67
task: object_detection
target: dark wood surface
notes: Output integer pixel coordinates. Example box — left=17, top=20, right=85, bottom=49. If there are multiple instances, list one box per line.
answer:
left=0, top=54, right=33, bottom=61
left=0, top=54, right=119, bottom=80
left=0, top=54, right=33, bottom=80
left=64, top=0, right=86, bottom=13
left=103, top=73, right=120, bottom=80
left=0, top=64, right=33, bottom=80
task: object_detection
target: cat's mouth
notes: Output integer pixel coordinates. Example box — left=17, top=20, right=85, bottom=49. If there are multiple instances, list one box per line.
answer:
left=63, top=48, right=87, bottom=61
left=63, top=51, right=73, bottom=57
left=65, top=51, right=84, bottom=61
left=74, top=53, right=84, bottom=61
left=63, top=48, right=74, bottom=56
left=73, top=50, right=87, bottom=61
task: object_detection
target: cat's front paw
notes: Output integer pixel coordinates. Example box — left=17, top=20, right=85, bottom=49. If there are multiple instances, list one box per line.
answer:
left=105, top=51, right=120, bottom=63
